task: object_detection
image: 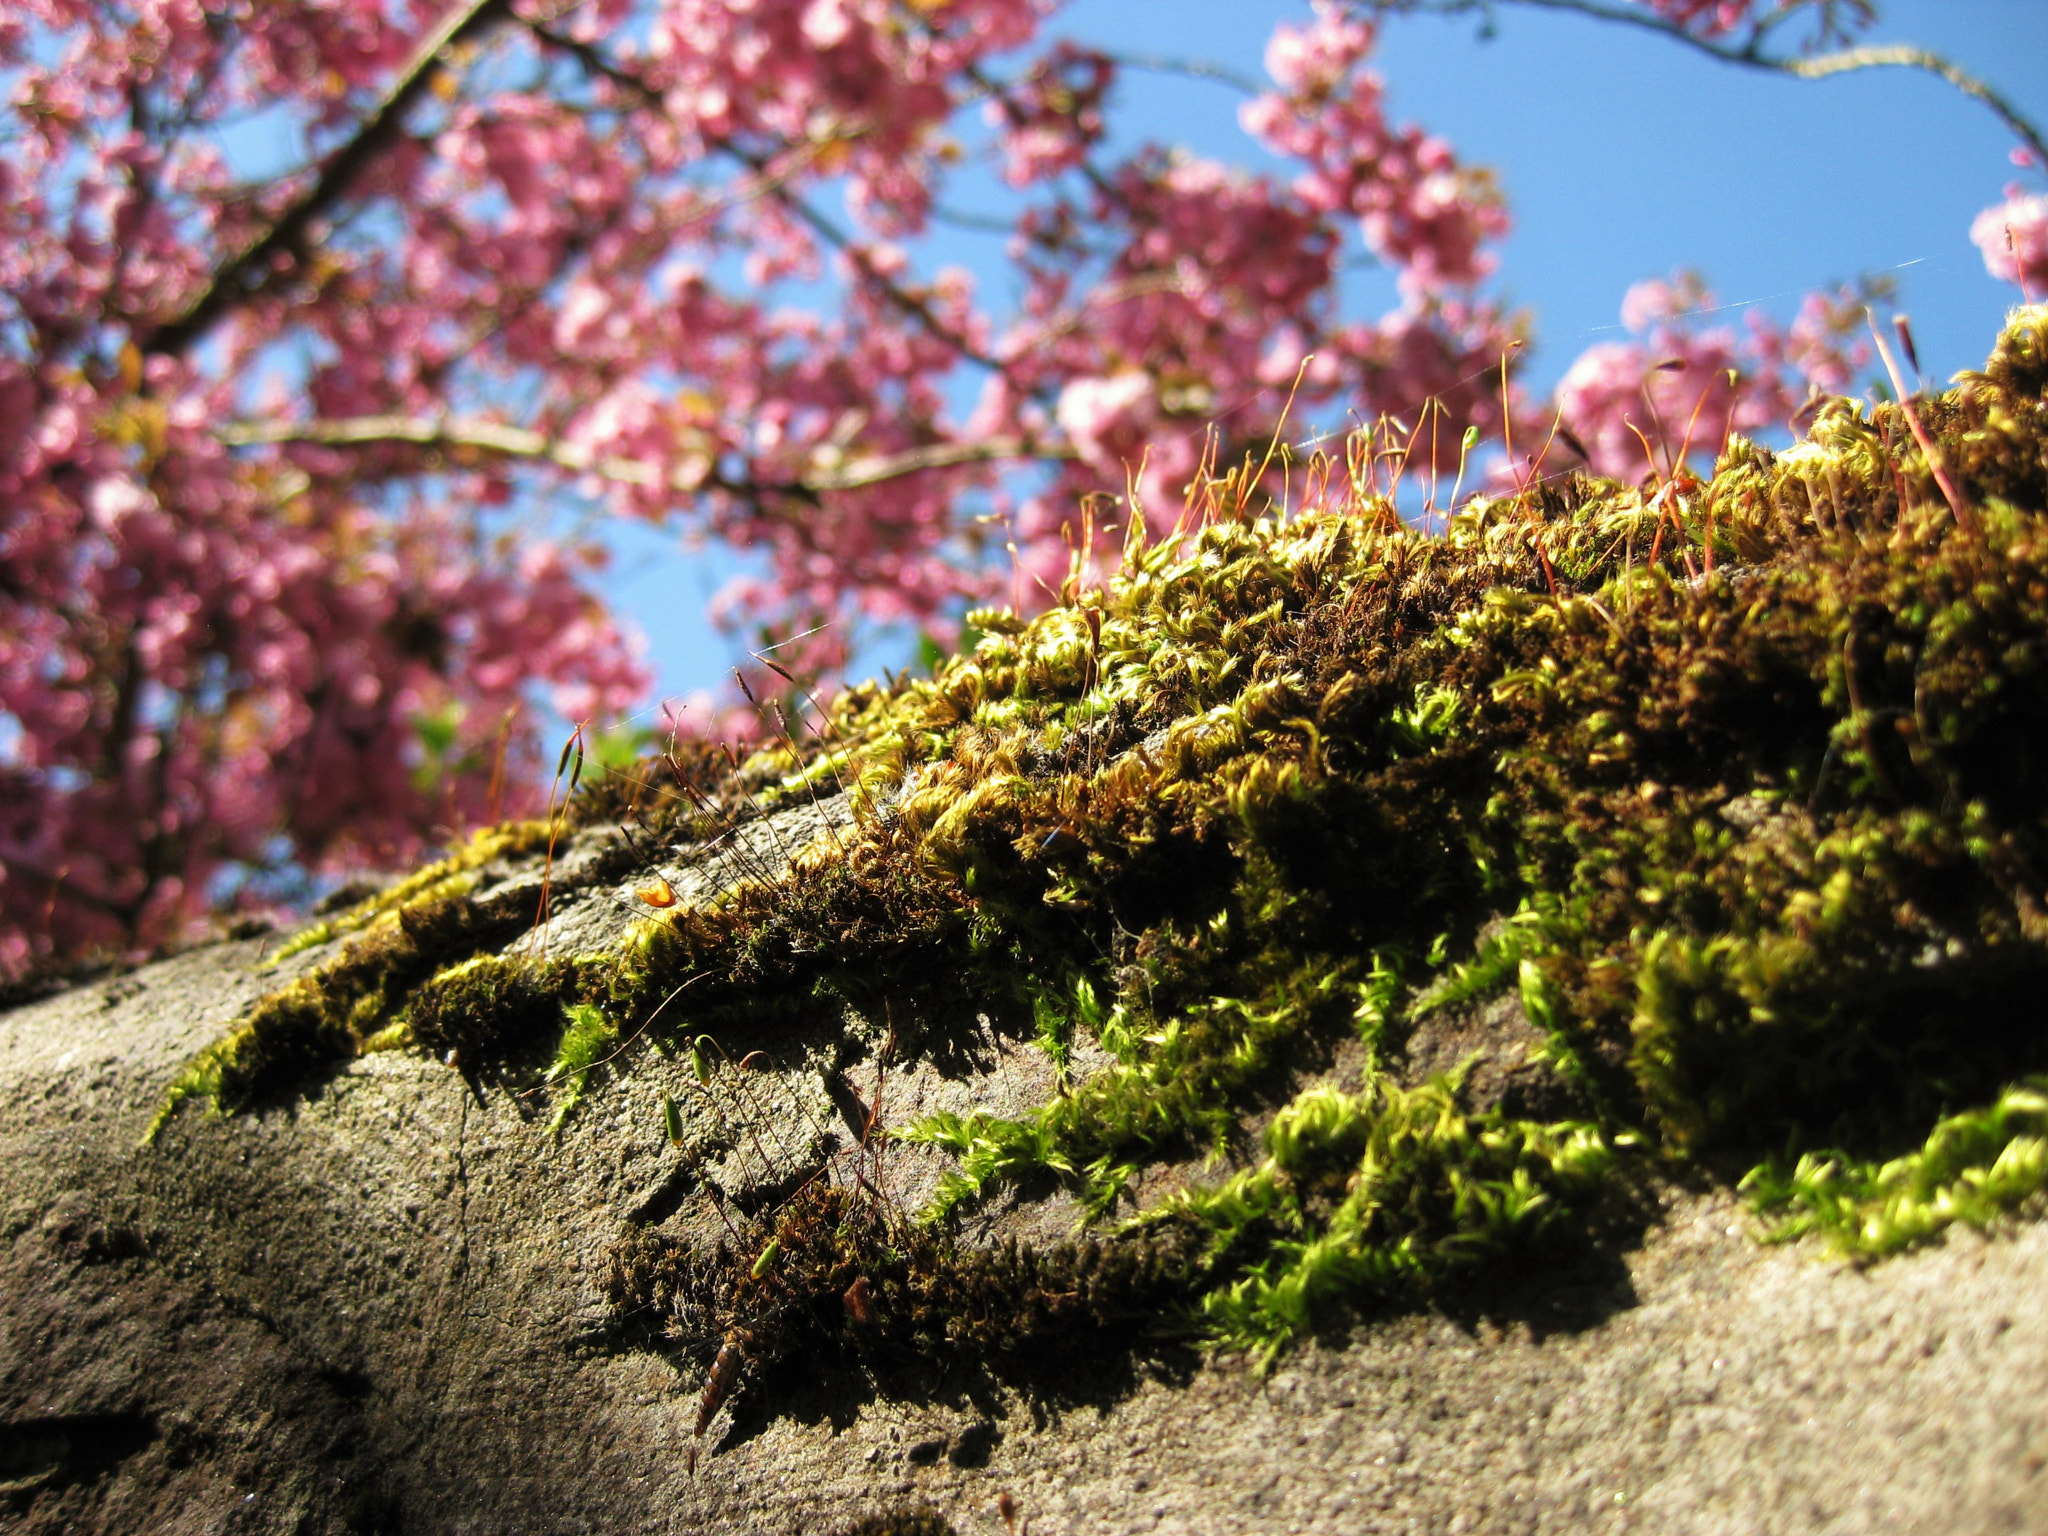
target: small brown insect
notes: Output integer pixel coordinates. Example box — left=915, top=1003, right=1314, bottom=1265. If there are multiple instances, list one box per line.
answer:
left=687, top=1330, right=748, bottom=1474
left=998, top=1489, right=1020, bottom=1533
left=842, top=1275, right=875, bottom=1327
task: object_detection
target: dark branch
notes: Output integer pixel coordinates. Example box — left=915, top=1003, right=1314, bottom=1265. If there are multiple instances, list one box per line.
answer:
left=143, top=0, right=514, bottom=358
left=1103, top=51, right=1263, bottom=98
left=0, top=855, right=140, bottom=923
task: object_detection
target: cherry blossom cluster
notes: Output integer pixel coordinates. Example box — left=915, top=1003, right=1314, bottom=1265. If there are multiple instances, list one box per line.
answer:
left=1638, top=0, right=1876, bottom=48
left=1973, top=153, right=2048, bottom=300
left=988, top=41, right=1115, bottom=187
left=1546, top=273, right=1870, bottom=483
left=1242, top=2, right=1506, bottom=298
left=0, top=0, right=659, bottom=970
left=0, top=0, right=2036, bottom=975
left=1645, top=0, right=1756, bottom=38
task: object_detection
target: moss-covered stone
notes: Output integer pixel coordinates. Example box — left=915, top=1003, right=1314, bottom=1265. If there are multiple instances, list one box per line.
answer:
left=156, top=308, right=2048, bottom=1400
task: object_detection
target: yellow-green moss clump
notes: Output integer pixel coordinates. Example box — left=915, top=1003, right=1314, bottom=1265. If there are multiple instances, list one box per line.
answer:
left=161, top=310, right=2048, bottom=1373
left=146, top=822, right=559, bottom=1140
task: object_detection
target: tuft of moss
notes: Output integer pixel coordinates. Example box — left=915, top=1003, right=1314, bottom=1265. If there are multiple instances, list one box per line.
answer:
left=604, top=1177, right=1199, bottom=1408
left=148, top=869, right=553, bottom=1139
left=403, top=951, right=574, bottom=1064
left=1154, top=1076, right=1623, bottom=1365
left=1743, top=1077, right=2048, bottom=1258
left=266, top=822, right=551, bottom=965
left=543, top=1002, right=619, bottom=1133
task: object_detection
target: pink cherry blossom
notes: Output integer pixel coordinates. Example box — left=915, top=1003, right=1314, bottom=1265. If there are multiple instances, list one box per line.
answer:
left=1973, top=190, right=2048, bottom=299
left=1242, top=2, right=1507, bottom=299
left=1635, top=1, right=1870, bottom=46
left=989, top=42, right=1114, bottom=187
left=1551, top=272, right=1868, bottom=482
left=1647, top=1, right=1753, bottom=38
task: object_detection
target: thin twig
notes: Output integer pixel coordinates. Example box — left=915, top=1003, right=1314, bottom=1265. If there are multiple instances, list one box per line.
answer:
left=1355, top=0, right=2048, bottom=170
left=1103, top=50, right=1265, bottom=98
left=1866, top=309, right=1976, bottom=534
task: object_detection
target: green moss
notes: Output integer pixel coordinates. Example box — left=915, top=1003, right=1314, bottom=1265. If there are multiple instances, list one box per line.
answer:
left=1410, top=911, right=1537, bottom=1019
left=543, top=1002, right=619, bottom=1133
left=148, top=871, right=547, bottom=1139
left=902, top=959, right=1362, bottom=1221
left=665, top=308, right=2048, bottom=1348
left=268, top=919, right=336, bottom=965
left=165, top=311, right=2048, bottom=1380
left=1161, top=1076, right=1622, bottom=1364
left=604, top=1177, right=1198, bottom=1408
left=404, top=951, right=574, bottom=1064
left=265, top=822, right=552, bottom=965
left=1743, top=1077, right=2048, bottom=1258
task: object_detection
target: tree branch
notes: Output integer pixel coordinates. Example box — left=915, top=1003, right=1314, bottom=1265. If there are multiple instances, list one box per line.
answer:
left=812, top=435, right=1080, bottom=491
left=1778, top=45, right=2048, bottom=174
left=0, top=855, right=140, bottom=923
left=1355, top=1, right=2048, bottom=172
left=143, top=0, right=514, bottom=358
left=1103, top=51, right=1264, bottom=98
left=215, top=415, right=1074, bottom=497
left=219, top=413, right=730, bottom=493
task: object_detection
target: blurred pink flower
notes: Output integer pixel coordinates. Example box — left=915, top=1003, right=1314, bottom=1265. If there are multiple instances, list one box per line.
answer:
left=1973, top=190, right=2048, bottom=297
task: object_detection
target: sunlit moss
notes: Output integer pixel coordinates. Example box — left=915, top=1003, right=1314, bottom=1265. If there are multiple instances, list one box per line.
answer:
left=148, top=860, right=555, bottom=1140
left=265, top=821, right=552, bottom=965
left=1743, top=1078, right=2048, bottom=1258
left=1158, top=1077, right=1623, bottom=1365
left=543, top=1002, right=620, bottom=1134
left=159, top=311, right=2048, bottom=1373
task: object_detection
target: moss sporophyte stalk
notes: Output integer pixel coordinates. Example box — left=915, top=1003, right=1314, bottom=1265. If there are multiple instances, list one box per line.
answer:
left=152, top=311, right=2048, bottom=1392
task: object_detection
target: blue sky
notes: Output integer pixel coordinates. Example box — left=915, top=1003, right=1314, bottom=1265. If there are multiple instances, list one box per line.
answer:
left=597, top=0, right=2048, bottom=704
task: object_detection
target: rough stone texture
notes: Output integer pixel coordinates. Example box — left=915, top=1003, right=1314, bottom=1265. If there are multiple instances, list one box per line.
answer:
left=5, top=929, right=2048, bottom=1535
